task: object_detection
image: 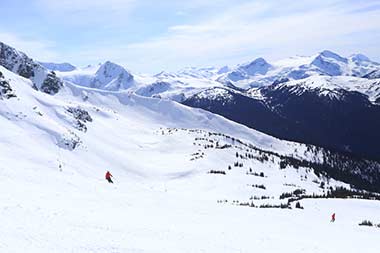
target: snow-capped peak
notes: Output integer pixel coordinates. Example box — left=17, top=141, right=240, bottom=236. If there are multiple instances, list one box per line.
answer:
left=267, top=75, right=380, bottom=102
left=58, top=61, right=134, bottom=91
left=91, top=61, right=134, bottom=91
left=217, top=65, right=230, bottom=74
left=92, top=61, right=134, bottom=90
left=96, top=61, right=126, bottom=75
left=317, top=50, right=348, bottom=63
left=350, top=53, right=371, bottom=63
left=310, top=51, right=348, bottom=76
left=238, top=57, right=271, bottom=75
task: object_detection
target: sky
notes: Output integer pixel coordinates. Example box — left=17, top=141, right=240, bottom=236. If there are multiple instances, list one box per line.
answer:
left=0, top=0, right=380, bottom=74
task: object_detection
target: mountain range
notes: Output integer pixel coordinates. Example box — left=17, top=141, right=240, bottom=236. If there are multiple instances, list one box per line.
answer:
left=31, top=43, right=380, bottom=161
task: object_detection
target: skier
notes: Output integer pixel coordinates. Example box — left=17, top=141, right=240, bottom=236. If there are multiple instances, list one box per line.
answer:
left=331, top=213, right=336, bottom=222
left=105, top=171, right=113, bottom=183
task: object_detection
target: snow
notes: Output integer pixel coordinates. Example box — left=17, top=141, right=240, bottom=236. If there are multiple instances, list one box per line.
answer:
left=2, top=171, right=380, bottom=253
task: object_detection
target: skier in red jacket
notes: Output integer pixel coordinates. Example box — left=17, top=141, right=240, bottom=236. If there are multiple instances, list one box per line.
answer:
left=105, top=171, right=113, bottom=183
left=331, top=213, right=336, bottom=222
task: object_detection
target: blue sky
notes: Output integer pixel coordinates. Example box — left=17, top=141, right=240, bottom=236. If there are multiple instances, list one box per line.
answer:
left=0, top=0, right=379, bottom=73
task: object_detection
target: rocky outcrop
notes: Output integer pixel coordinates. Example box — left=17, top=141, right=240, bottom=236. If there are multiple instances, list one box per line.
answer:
left=0, top=41, right=63, bottom=95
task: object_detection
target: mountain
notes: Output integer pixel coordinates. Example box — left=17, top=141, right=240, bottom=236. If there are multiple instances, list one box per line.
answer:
left=38, top=61, right=77, bottom=72
left=59, top=61, right=134, bottom=91
left=224, top=57, right=272, bottom=82
left=310, top=50, right=348, bottom=76
left=183, top=75, right=380, bottom=161
left=0, top=42, right=63, bottom=94
left=92, top=61, right=134, bottom=90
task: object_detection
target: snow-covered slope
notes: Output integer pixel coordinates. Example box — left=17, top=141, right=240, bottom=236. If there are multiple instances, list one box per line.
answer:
left=1, top=52, right=380, bottom=252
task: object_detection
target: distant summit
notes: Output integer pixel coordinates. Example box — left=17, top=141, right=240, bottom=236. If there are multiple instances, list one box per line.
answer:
left=60, top=61, right=134, bottom=91
left=38, top=62, right=77, bottom=72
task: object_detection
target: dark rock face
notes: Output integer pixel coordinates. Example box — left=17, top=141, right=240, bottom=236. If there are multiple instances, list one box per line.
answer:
left=67, top=107, right=92, bottom=122
left=41, top=72, right=63, bottom=95
left=0, top=42, right=39, bottom=79
left=183, top=86, right=380, bottom=161
left=67, top=107, right=93, bottom=132
left=0, top=42, right=63, bottom=95
left=0, top=71, right=16, bottom=99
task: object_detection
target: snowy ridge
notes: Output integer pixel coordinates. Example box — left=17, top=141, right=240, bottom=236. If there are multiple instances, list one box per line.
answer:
left=217, top=50, right=380, bottom=89
left=263, top=75, right=380, bottom=102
